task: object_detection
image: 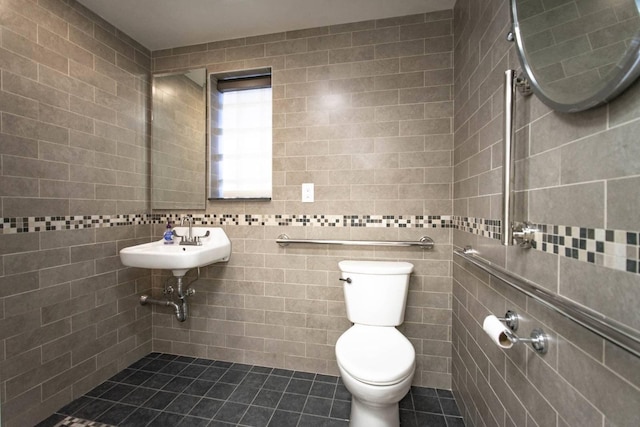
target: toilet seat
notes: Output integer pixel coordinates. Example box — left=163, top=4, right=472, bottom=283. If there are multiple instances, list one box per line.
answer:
left=336, top=324, right=415, bottom=386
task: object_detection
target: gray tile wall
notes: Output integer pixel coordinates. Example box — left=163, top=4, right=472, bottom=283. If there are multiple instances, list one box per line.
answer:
left=0, top=1, right=152, bottom=425
left=6, top=0, right=636, bottom=425
left=452, top=0, right=640, bottom=426
left=151, top=12, right=456, bottom=389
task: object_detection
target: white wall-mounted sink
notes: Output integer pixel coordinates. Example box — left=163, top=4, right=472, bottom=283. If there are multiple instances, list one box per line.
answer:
left=119, top=226, right=231, bottom=277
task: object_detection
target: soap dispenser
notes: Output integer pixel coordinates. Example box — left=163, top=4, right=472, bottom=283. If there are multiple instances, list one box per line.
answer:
left=163, top=220, right=174, bottom=244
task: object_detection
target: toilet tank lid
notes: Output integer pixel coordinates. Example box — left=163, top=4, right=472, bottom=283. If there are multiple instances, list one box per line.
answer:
left=338, top=260, right=414, bottom=275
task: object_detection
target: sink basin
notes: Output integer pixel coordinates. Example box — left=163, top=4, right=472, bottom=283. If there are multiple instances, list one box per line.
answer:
left=119, top=226, right=231, bottom=277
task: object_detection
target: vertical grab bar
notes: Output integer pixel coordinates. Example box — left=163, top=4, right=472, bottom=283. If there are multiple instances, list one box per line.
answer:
left=502, top=70, right=534, bottom=247
left=502, top=70, right=517, bottom=246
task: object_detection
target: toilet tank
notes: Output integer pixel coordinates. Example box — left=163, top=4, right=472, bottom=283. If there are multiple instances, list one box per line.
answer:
left=338, top=260, right=414, bottom=326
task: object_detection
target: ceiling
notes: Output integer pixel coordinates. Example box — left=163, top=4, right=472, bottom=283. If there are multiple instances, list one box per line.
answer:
left=76, top=0, right=456, bottom=51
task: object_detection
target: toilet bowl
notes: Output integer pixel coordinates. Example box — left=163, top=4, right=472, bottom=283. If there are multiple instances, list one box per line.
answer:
left=335, top=260, right=415, bottom=427
left=336, top=324, right=415, bottom=427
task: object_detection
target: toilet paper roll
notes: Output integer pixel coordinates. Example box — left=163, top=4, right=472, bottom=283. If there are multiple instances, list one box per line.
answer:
left=483, top=315, right=514, bottom=349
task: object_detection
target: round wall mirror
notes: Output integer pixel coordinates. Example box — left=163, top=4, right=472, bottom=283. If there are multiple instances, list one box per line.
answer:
left=511, top=0, right=640, bottom=112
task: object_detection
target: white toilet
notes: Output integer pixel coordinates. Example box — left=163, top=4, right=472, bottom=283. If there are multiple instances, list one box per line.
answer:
left=335, top=260, right=416, bottom=427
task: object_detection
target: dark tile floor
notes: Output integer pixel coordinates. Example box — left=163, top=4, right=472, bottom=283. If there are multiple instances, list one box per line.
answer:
left=37, top=353, right=465, bottom=427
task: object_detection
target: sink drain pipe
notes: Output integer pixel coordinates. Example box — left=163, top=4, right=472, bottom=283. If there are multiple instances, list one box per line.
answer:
left=139, top=294, right=187, bottom=321
left=139, top=270, right=197, bottom=322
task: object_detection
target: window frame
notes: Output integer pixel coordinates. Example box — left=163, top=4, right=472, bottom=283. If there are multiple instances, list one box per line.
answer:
left=207, top=68, right=273, bottom=201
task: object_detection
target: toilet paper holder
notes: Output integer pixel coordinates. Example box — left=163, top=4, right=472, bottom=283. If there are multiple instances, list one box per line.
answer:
left=498, top=310, right=548, bottom=354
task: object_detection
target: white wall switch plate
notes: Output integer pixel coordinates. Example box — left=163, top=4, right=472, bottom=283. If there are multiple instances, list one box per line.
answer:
left=302, top=183, right=314, bottom=203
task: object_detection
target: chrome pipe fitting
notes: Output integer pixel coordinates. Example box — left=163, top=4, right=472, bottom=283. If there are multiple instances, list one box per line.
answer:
left=139, top=274, right=198, bottom=322
left=139, top=293, right=188, bottom=322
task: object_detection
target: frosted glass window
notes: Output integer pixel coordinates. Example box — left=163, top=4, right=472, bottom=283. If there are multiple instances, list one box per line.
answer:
left=209, top=77, right=272, bottom=200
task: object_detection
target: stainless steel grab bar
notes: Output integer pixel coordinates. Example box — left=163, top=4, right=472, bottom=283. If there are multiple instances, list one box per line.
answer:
left=454, top=248, right=640, bottom=359
left=276, top=234, right=434, bottom=250
left=502, top=70, right=534, bottom=247
left=502, top=70, right=516, bottom=246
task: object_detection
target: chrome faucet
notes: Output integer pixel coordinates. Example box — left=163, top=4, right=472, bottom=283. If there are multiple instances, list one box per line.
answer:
left=181, top=216, right=193, bottom=241
left=174, top=216, right=209, bottom=246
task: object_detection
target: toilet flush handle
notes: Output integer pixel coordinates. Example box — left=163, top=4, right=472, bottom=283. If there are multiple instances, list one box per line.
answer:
left=339, top=277, right=352, bottom=284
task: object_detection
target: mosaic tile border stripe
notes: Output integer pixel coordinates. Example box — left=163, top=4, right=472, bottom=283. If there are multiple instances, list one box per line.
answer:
left=452, top=216, right=501, bottom=240
left=531, top=223, right=640, bottom=274
left=165, top=213, right=456, bottom=229
left=0, top=214, right=455, bottom=233
left=457, top=218, right=640, bottom=276
left=0, top=214, right=637, bottom=275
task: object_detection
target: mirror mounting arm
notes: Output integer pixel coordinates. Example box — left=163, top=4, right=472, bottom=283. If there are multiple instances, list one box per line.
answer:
left=503, top=31, right=533, bottom=96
